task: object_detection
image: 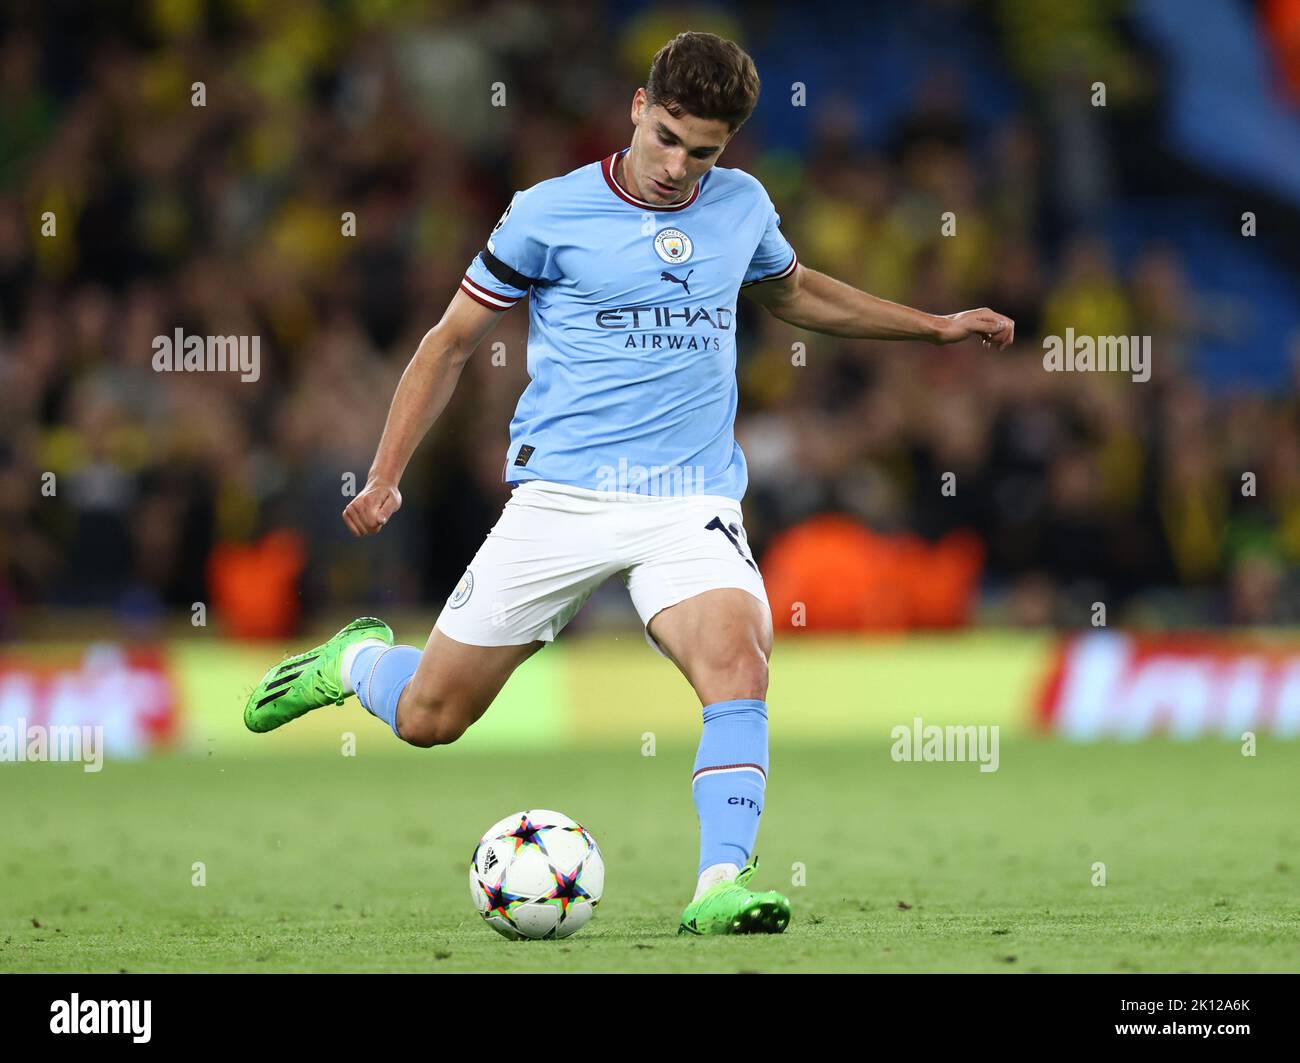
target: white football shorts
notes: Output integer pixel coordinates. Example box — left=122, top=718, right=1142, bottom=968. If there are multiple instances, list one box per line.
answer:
left=433, top=481, right=769, bottom=655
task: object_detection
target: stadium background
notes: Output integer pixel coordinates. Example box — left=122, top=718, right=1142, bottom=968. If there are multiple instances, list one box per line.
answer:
left=2, top=0, right=1300, bottom=972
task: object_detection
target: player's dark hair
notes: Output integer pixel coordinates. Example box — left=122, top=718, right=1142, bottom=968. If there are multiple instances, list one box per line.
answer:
left=645, top=32, right=760, bottom=132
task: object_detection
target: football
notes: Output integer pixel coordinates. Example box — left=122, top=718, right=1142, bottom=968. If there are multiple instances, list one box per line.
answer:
left=469, top=809, right=604, bottom=940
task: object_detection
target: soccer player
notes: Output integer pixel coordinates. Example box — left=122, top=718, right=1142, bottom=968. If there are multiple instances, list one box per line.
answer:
left=243, top=31, right=1014, bottom=935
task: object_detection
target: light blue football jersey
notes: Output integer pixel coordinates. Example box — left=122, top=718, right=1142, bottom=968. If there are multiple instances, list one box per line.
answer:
left=460, top=148, right=797, bottom=501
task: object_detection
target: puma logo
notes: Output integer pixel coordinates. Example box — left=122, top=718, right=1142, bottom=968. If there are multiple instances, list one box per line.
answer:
left=660, top=269, right=694, bottom=294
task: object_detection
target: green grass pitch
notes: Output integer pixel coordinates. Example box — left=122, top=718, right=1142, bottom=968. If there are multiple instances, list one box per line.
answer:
left=2, top=739, right=1297, bottom=972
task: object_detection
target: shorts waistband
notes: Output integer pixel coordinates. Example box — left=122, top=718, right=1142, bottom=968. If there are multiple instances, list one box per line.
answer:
left=510, top=479, right=742, bottom=506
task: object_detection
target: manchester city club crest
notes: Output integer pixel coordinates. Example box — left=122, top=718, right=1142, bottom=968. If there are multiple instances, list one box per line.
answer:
left=653, top=227, right=693, bottom=264
left=448, top=569, right=474, bottom=608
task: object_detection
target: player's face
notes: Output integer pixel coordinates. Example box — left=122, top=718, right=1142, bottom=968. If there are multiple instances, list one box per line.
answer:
left=627, top=87, right=733, bottom=204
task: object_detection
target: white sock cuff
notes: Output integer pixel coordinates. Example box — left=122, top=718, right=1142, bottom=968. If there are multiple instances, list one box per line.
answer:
left=340, top=638, right=388, bottom=694
left=693, top=862, right=741, bottom=901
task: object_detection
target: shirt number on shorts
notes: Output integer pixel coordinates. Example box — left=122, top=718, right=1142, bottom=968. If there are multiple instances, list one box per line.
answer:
left=705, top=516, right=758, bottom=573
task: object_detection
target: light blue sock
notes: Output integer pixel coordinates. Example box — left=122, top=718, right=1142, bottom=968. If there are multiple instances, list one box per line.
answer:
left=352, top=644, right=421, bottom=740
left=692, top=698, right=768, bottom=876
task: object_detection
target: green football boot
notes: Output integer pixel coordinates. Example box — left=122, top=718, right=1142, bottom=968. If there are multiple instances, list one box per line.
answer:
left=243, top=617, right=394, bottom=733
left=678, top=856, right=792, bottom=936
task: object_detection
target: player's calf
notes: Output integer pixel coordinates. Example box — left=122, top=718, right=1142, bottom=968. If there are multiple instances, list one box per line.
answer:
left=377, top=628, right=544, bottom=748
left=393, top=692, right=480, bottom=748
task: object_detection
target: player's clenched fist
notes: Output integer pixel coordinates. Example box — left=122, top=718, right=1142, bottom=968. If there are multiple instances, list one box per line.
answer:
left=343, top=478, right=402, bottom=537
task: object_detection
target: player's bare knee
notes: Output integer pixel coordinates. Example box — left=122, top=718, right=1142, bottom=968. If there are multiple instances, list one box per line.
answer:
left=697, top=646, right=768, bottom=702
left=400, top=711, right=469, bottom=748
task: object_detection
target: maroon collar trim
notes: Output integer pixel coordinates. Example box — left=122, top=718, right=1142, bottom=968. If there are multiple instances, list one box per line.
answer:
left=601, top=150, right=701, bottom=211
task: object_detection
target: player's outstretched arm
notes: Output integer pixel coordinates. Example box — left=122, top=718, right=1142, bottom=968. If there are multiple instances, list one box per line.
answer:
left=743, top=263, right=1014, bottom=350
left=343, top=291, right=505, bottom=538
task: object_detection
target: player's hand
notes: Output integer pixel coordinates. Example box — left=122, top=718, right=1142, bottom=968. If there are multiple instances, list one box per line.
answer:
left=343, top=478, right=402, bottom=537
left=933, top=308, right=1015, bottom=350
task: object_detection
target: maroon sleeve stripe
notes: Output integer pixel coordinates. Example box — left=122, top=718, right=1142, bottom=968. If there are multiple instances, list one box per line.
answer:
left=459, top=275, right=520, bottom=311
left=740, top=250, right=799, bottom=288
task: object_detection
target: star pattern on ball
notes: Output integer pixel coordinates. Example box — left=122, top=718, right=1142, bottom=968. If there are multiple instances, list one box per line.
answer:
left=479, top=877, right=527, bottom=926
left=548, top=862, right=594, bottom=916
left=506, top=813, right=553, bottom=855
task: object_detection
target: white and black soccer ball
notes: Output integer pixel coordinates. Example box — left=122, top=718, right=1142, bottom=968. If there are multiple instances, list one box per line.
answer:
left=469, top=809, right=604, bottom=940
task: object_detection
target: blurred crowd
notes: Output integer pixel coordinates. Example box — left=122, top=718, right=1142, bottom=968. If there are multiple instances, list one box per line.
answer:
left=1, top=0, right=1298, bottom=636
